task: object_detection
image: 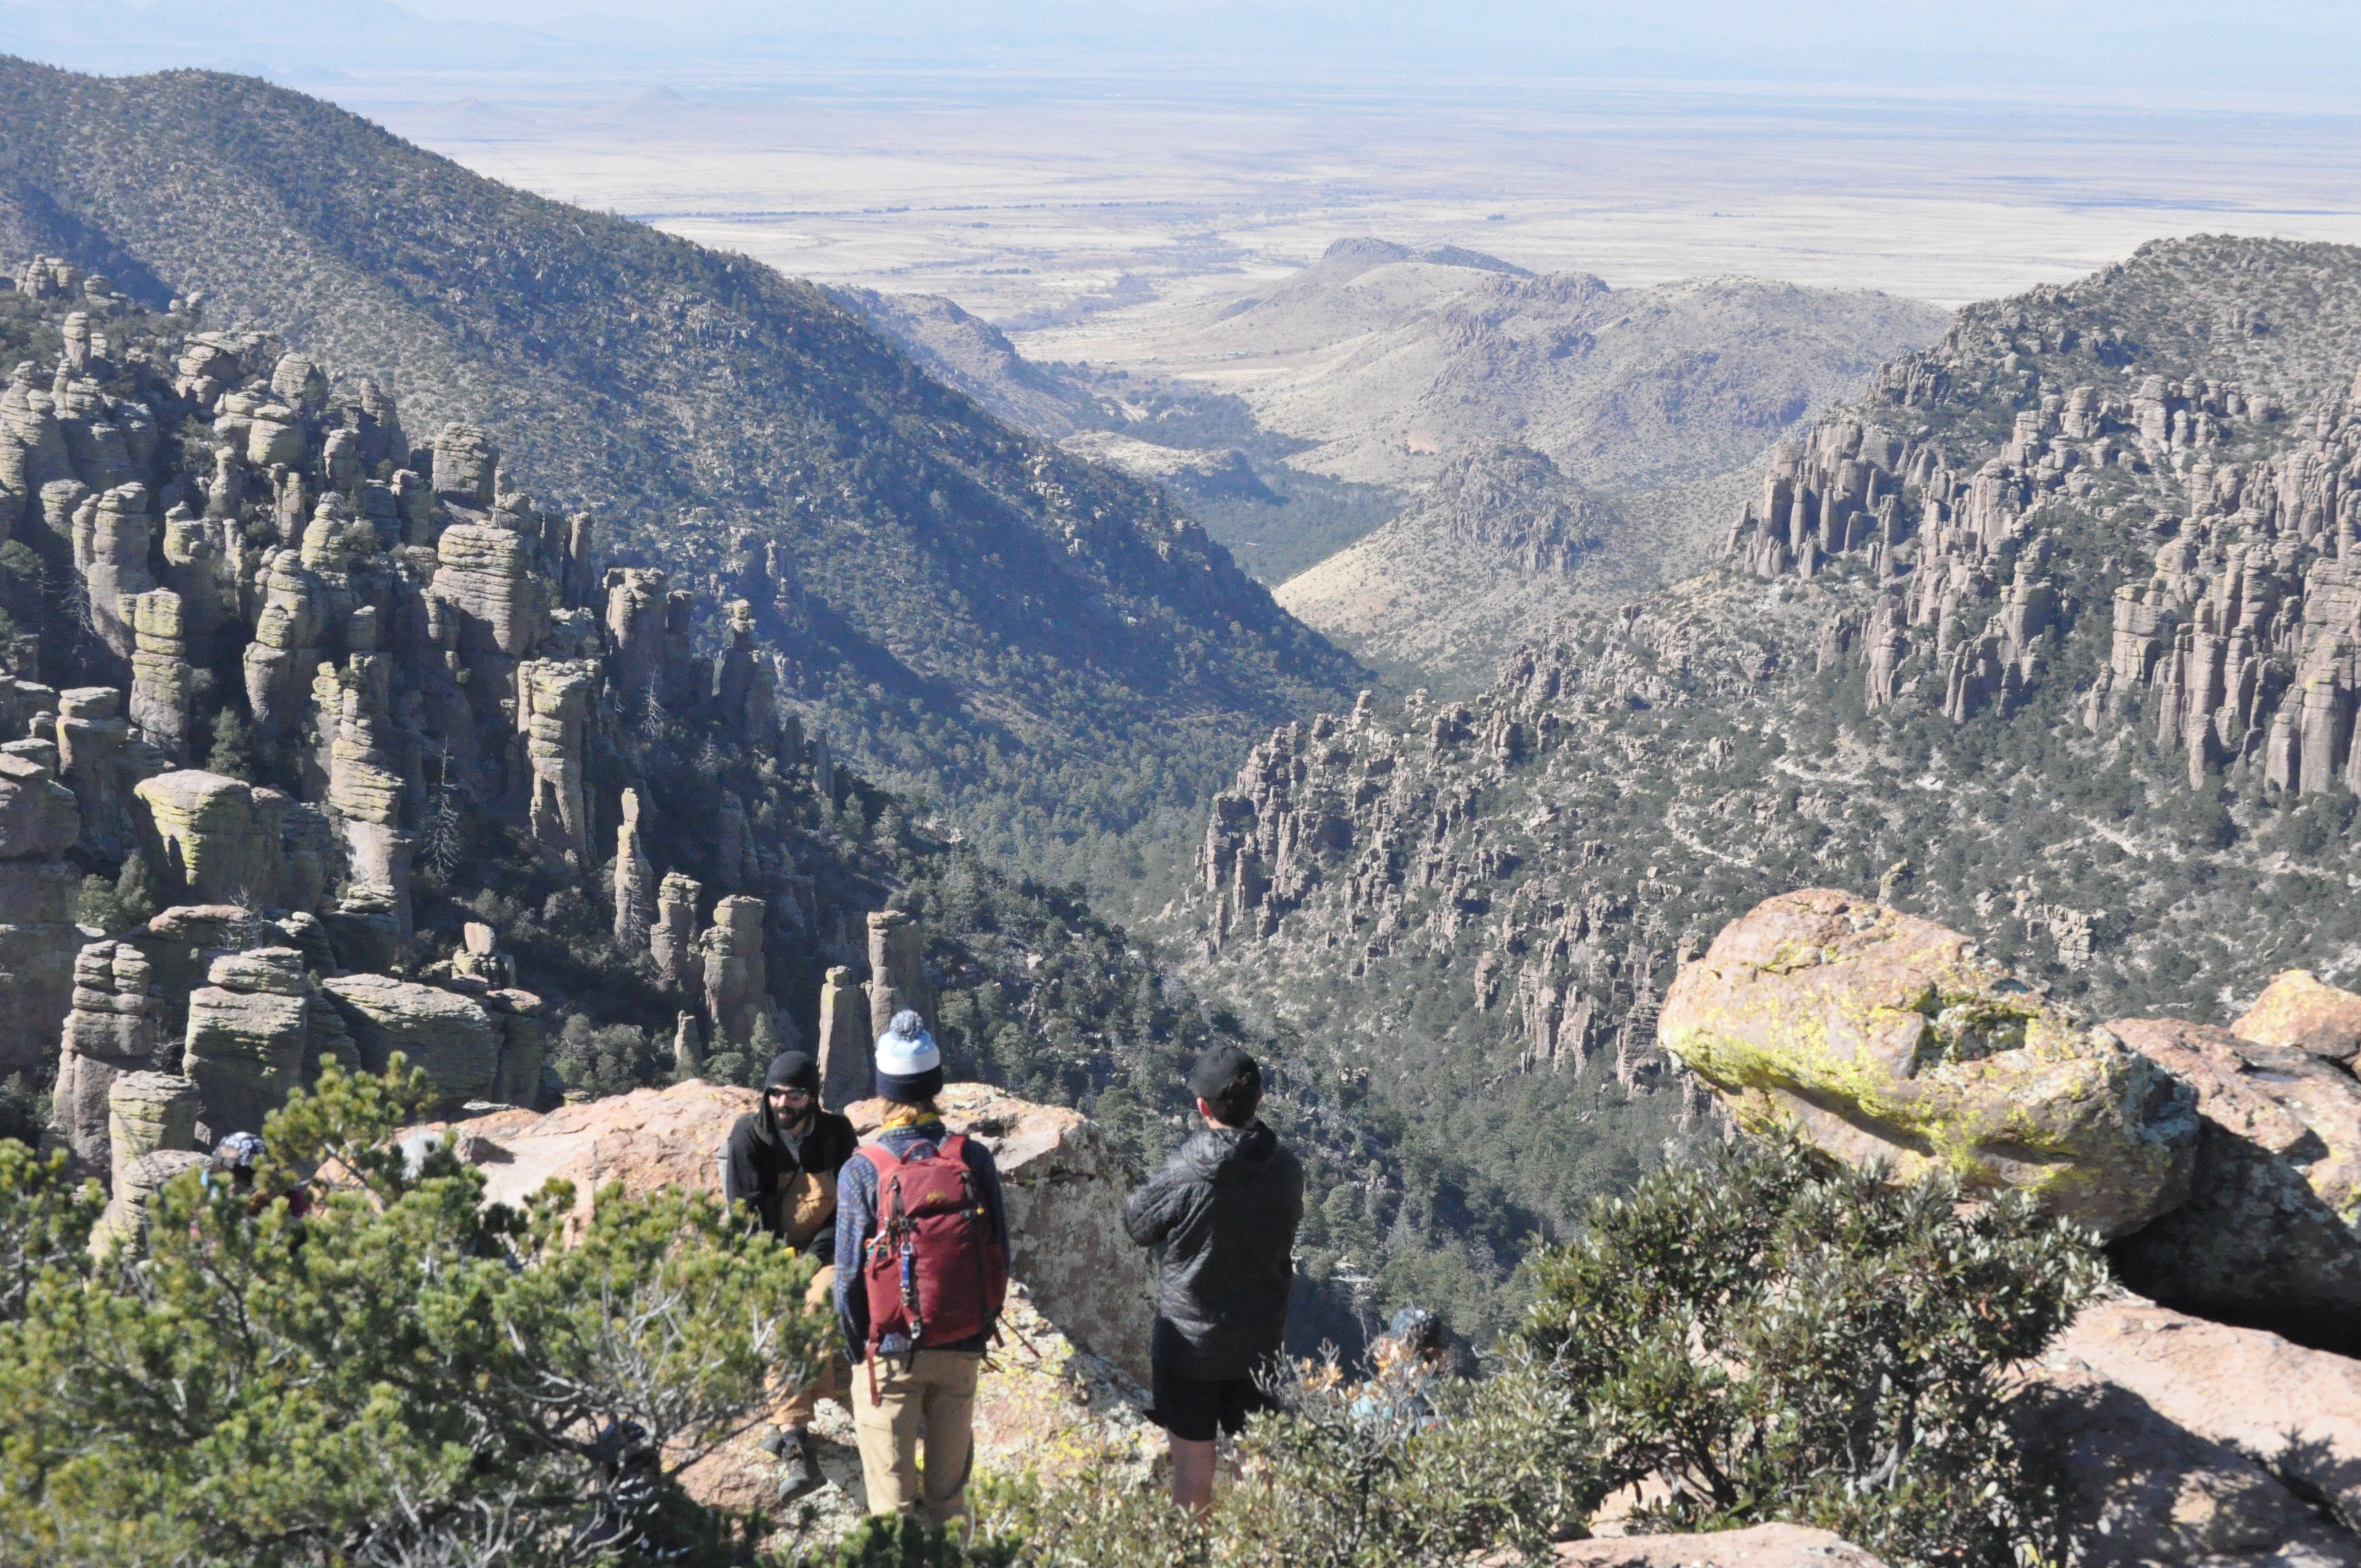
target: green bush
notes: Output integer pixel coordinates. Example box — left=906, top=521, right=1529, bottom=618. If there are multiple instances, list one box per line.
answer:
left=0, top=1059, right=829, bottom=1567
left=967, top=1353, right=1593, bottom=1568
left=1517, top=1134, right=2106, bottom=1568
left=944, top=1136, right=2096, bottom=1568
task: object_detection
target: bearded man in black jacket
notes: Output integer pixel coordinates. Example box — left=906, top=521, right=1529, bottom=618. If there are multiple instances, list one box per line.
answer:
left=722, top=1049, right=859, bottom=1500
left=1122, top=1043, right=1305, bottom=1513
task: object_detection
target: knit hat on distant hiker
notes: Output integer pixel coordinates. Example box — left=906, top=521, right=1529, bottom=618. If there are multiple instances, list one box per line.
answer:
left=874, top=1010, right=944, bottom=1104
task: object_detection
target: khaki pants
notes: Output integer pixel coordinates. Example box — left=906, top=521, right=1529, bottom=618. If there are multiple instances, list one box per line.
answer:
left=851, top=1348, right=982, bottom=1526
left=769, top=1264, right=845, bottom=1429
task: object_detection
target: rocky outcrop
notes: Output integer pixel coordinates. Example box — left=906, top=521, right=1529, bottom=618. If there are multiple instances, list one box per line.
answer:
left=710, top=599, right=777, bottom=746
left=126, top=589, right=191, bottom=763
left=1658, top=890, right=2200, bottom=1237
left=602, top=566, right=694, bottom=709
left=89, top=1149, right=205, bottom=1257
left=241, top=546, right=325, bottom=734
left=611, top=787, right=655, bottom=948
left=55, top=684, right=143, bottom=861
left=651, top=872, right=701, bottom=988
left=2024, top=1295, right=2361, bottom=1567
left=2106, top=1016, right=2361, bottom=1351
left=52, top=940, right=161, bottom=1176
left=423, top=1080, right=1155, bottom=1385
left=701, top=894, right=766, bottom=1046
left=132, top=771, right=289, bottom=908
left=320, top=973, right=502, bottom=1113
left=2235, top=970, right=2361, bottom=1064
left=0, top=749, right=83, bottom=1070
left=431, top=421, right=496, bottom=509
left=816, top=965, right=869, bottom=1110
left=104, top=1070, right=198, bottom=1195
left=514, top=658, right=597, bottom=859
left=481, top=988, right=546, bottom=1109
left=866, top=908, right=934, bottom=1041
left=183, top=947, right=324, bottom=1142
left=319, top=652, right=410, bottom=935
left=82, top=483, right=155, bottom=663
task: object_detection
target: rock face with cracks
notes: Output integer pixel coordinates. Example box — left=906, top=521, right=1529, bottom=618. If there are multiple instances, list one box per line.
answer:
left=2234, top=970, right=2361, bottom=1065
left=2106, top=1016, right=2361, bottom=1352
left=52, top=939, right=161, bottom=1176
left=320, top=972, right=502, bottom=1113
left=1659, top=889, right=2200, bottom=1237
left=0, top=749, right=84, bottom=1070
left=2022, top=1294, right=2361, bottom=1567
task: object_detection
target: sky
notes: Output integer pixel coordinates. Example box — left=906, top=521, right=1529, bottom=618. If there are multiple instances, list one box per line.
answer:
left=6, top=0, right=2361, bottom=108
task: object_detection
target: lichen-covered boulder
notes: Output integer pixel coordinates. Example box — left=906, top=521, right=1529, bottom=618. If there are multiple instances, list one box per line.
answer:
left=2106, top=1017, right=2361, bottom=1351
left=1660, top=889, right=2199, bottom=1237
left=320, top=973, right=499, bottom=1111
left=2233, top=970, right=2361, bottom=1065
left=132, top=771, right=285, bottom=906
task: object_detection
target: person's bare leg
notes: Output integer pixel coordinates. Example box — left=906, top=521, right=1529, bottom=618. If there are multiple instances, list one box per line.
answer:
left=1169, top=1436, right=1217, bottom=1515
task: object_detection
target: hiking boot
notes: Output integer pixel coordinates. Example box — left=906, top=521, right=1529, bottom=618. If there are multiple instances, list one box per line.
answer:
left=774, top=1430, right=820, bottom=1502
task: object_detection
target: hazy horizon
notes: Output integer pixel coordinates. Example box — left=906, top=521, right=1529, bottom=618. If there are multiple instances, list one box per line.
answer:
left=7, top=2, right=2361, bottom=331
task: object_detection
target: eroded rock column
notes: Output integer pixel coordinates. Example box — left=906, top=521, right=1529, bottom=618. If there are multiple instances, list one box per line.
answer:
left=612, top=788, right=656, bottom=946
left=52, top=940, right=160, bottom=1175
left=867, top=909, right=935, bottom=1042
left=701, top=894, right=766, bottom=1047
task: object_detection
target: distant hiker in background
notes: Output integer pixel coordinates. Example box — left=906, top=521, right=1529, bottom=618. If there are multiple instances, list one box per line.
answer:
left=722, top=1049, right=859, bottom=1501
left=1350, top=1306, right=1446, bottom=1435
left=835, top=1012, right=1009, bottom=1530
left=1123, top=1043, right=1305, bottom=1515
left=202, top=1131, right=312, bottom=1222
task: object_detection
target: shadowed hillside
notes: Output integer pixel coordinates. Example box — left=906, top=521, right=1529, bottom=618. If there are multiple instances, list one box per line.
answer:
left=0, top=57, right=1362, bottom=880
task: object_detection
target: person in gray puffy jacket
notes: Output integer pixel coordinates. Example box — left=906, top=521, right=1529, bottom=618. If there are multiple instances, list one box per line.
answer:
left=1122, top=1043, right=1304, bottom=1513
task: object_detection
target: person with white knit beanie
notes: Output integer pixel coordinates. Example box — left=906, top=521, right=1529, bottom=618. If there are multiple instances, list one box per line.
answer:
left=833, top=1011, right=1008, bottom=1531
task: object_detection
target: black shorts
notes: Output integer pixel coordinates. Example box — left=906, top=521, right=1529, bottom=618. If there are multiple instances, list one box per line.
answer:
left=1150, top=1363, right=1278, bottom=1443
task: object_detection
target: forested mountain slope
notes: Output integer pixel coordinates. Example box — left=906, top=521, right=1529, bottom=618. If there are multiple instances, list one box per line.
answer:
left=1162, top=236, right=2361, bottom=1315
left=0, top=58, right=1359, bottom=876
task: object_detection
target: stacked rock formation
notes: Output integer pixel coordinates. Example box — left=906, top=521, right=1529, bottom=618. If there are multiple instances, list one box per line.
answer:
left=864, top=908, right=934, bottom=1044
left=52, top=940, right=160, bottom=1173
left=0, top=749, right=83, bottom=1070
left=701, top=895, right=768, bottom=1047
left=611, top=787, right=656, bottom=946
left=183, top=947, right=327, bottom=1142
left=319, top=972, right=502, bottom=1114
left=816, top=965, right=869, bottom=1109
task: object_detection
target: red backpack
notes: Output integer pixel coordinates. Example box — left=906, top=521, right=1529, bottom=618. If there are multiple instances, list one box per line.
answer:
left=859, top=1133, right=1008, bottom=1397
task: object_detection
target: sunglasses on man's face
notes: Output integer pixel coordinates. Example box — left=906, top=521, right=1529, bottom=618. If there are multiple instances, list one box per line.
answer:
left=768, top=1086, right=813, bottom=1102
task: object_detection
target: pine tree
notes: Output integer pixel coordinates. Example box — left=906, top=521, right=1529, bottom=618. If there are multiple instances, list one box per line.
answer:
left=205, top=704, right=259, bottom=782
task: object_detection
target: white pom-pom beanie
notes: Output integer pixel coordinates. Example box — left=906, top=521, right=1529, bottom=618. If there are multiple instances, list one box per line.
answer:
left=874, top=1010, right=944, bottom=1104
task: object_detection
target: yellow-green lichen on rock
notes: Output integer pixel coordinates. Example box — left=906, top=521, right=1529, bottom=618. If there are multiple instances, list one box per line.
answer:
left=1659, top=888, right=2199, bottom=1237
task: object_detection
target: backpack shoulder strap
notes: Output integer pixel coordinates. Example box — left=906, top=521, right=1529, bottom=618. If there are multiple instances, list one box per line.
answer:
left=862, top=1140, right=905, bottom=1179
left=936, top=1133, right=967, bottom=1164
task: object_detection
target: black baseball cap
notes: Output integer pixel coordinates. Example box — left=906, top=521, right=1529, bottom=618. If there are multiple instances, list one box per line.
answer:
left=1187, top=1043, right=1261, bottom=1103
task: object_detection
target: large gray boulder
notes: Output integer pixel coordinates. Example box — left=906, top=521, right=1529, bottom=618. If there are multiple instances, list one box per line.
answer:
left=320, top=973, right=500, bottom=1112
